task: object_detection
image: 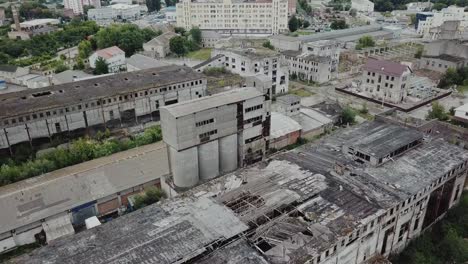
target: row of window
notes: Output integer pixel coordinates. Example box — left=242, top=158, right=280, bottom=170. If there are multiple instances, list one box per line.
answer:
left=2, top=80, right=204, bottom=127
left=199, top=129, right=217, bottom=140
left=244, top=115, right=262, bottom=125
left=245, top=104, right=263, bottom=113
left=196, top=118, right=214, bottom=127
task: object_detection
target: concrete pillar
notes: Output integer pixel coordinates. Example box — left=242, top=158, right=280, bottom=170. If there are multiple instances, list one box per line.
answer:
left=219, top=134, right=238, bottom=174
left=170, top=146, right=199, bottom=188
left=198, top=140, right=219, bottom=180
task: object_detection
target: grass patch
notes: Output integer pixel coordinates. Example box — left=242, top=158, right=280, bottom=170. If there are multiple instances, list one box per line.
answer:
left=186, top=48, right=212, bottom=60
left=456, top=85, right=468, bottom=93
left=296, top=30, right=313, bottom=36
left=0, top=243, right=41, bottom=262
left=289, top=88, right=314, bottom=97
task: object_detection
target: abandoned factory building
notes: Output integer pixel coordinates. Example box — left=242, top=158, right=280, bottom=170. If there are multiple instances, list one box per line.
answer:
left=16, top=120, right=468, bottom=264
left=0, top=65, right=206, bottom=153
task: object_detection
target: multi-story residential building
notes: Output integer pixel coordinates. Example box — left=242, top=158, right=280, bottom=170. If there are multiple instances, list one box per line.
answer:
left=64, top=0, right=84, bottom=15
left=0, top=65, right=206, bottom=153
left=89, top=46, right=126, bottom=73
left=362, top=58, right=412, bottom=104
left=282, top=40, right=340, bottom=83
left=87, top=4, right=147, bottom=25
left=211, top=48, right=289, bottom=95
left=417, top=5, right=468, bottom=39
left=160, top=87, right=270, bottom=188
left=176, top=0, right=289, bottom=35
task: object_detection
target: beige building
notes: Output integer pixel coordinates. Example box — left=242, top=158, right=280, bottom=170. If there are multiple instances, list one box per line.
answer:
left=176, top=0, right=289, bottom=35
left=362, top=58, right=412, bottom=104
left=143, top=32, right=178, bottom=58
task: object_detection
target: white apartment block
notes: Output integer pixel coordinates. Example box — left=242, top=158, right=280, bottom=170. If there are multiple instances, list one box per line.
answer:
left=417, top=5, right=468, bottom=39
left=64, top=0, right=101, bottom=15
left=176, top=0, right=289, bottom=35
left=87, top=4, right=146, bottom=25
left=362, top=58, right=412, bottom=104
left=282, top=40, right=340, bottom=83
left=211, top=48, right=289, bottom=95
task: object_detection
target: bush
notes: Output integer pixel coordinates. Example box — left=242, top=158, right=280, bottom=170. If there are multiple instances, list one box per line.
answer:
left=203, top=67, right=227, bottom=75
left=340, top=106, right=356, bottom=125
left=133, top=187, right=166, bottom=209
left=262, top=41, right=274, bottom=50
left=0, top=126, right=162, bottom=187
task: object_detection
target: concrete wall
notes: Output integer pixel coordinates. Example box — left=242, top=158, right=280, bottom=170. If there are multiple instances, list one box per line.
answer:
left=198, top=139, right=219, bottom=180
left=170, top=146, right=199, bottom=188
left=219, top=134, right=238, bottom=173
left=420, top=56, right=466, bottom=73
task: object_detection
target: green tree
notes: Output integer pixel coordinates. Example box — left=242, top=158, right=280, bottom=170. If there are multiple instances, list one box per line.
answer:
left=146, top=0, right=161, bottom=12
left=288, top=15, right=300, bottom=32
left=189, top=27, right=202, bottom=45
left=55, top=63, right=69, bottom=73
left=0, top=52, right=9, bottom=64
left=340, top=106, right=356, bottom=125
left=94, top=57, right=109, bottom=75
left=78, top=40, right=93, bottom=59
left=426, top=102, right=448, bottom=121
left=262, top=41, right=274, bottom=50
left=356, top=35, right=375, bottom=49
left=433, top=2, right=447, bottom=11
left=330, top=20, right=348, bottom=30
left=349, top=8, right=357, bottom=17
left=302, top=20, right=311, bottom=28
left=169, top=36, right=186, bottom=56
left=174, top=27, right=186, bottom=35
left=74, top=58, right=85, bottom=70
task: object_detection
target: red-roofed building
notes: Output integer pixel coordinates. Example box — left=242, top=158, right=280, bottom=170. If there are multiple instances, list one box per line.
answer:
left=89, top=46, right=126, bottom=73
left=362, top=58, right=412, bottom=104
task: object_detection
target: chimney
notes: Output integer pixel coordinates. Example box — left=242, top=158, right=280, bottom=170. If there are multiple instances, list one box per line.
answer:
left=11, top=5, right=21, bottom=32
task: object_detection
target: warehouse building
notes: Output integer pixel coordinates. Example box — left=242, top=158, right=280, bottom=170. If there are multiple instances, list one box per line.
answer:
left=16, top=120, right=468, bottom=264
left=0, top=142, right=169, bottom=253
left=0, top=65, right=206, bottom=153
left=160, top=87, right=271, bottom=188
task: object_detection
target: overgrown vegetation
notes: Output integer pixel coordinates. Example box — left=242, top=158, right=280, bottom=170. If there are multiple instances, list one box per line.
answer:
left=0, top=126, right=162, bottom=187
left=355, top=35, right=375, bottom=50
left=288, top=15, right=311, bottom=32
left=169, top=27, right=202, bottom=56
left=340, top=106, right=356, bottom=125
left=426, top=102, right=449, bottom=121
left=0, top=242, right=41, bottom=263
left=203, top=67, right=227, bottom=75
left=391, top=192, right=468, bottom=264
left=262, top=41, right=275, bottom=50
left=328, top=0, right=351, bottom=11
left=330, top=20, right=349, bottom=30
left=133, top=187, right=167, bottom=209
left=438, top=66, right=468, bottom=89
left=0, top=20, right=99, bottom=65
left=94, top=24, right=160, bottom=56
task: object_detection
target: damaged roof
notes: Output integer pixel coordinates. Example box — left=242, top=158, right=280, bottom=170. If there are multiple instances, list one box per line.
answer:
left=17, top=121, right=468, bottom=264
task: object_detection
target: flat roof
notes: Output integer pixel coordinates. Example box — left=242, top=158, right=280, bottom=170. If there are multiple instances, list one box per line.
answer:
left=0, top=65, right=204, bottom=119
left=343, top=121, right=423, bottom=158
left=423, top=54, right=467, bottom=63
left=162, top=87, right=263, bottom=118
left=19, top=18, right=60, bottom=27
left=0, top=142, right=169, bottom=234
left=270, top=112, right=302, bottom=139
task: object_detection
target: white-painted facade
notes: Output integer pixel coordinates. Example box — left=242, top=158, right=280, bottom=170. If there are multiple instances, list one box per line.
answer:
left=417, top=5, right=468, bottom=39
left=176, top=0, right=289, bottom=35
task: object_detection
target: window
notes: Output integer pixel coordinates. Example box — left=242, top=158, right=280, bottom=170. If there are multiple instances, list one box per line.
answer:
left=199, top=129, right=217, bottom=139
left=196, top=118, right=214, bottom=127
left=245, top=104, right=263, bottom=113
left=244, top=116, right=262, bottom=125
left=55, top=122, right=61, bottom=133
left=109, top=110, right=114, bottom=120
